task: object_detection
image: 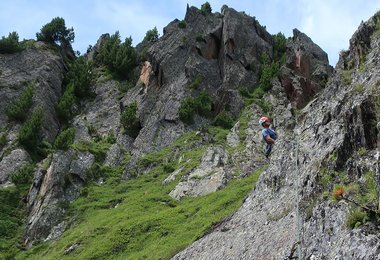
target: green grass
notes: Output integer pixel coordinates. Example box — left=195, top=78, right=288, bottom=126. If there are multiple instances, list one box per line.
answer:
left=16, top=164, right=264, bottom=259
left=0, top=185, right=29, bottom=259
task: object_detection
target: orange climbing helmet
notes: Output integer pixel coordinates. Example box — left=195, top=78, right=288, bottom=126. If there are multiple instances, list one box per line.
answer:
left=259, top=116, right=270, bottom=126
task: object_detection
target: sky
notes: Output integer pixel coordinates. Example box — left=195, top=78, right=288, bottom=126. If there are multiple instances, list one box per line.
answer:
left=1, top=0, right=380, bottom=66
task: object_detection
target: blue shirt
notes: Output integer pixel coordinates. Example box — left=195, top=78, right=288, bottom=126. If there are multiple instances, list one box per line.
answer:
left=262, top=128, right=277, bottom=142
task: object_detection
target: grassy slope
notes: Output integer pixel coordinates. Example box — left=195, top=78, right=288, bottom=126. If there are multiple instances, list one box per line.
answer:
left=16, top=119, right=265, bottom=259
left=18, top=160, right=263, bottom=260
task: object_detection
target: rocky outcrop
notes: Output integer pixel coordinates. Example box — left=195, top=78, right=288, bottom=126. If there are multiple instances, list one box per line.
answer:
left=0, top=42, right=65, bottom=142
left=169, top=146, right=230, bottom=200
left=25, top=150, right=94, bottom=246
left=120, top=5, right=283, bottom=177
left=337, top=11, right=379, bottom=70
left=172, top=13, right=380, bottom=259
left=0, top=148, right=31, bottom=184
left=280, top=29, right=333, bottom=108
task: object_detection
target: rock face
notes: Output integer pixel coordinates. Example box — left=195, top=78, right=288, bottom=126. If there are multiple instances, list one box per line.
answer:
left=0, top=148, right=31, bottom=184
left=280, top=29, right=333, bottom=108
left=169, top=146, right=230, bottom=200
left=0, top=42, right=65, bottom=142
left=172, top=12, right=380, bottom=260
left=25, top=150, right=94, bottom=246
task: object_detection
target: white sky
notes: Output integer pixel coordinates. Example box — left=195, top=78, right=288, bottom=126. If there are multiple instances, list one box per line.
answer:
left=1, top=0, right=380, bottom=66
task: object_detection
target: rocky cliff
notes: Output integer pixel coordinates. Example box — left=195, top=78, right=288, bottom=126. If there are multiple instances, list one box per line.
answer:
left=0, top=4, right=379, bottom=259
left=173, top=11, right=380, bottom=260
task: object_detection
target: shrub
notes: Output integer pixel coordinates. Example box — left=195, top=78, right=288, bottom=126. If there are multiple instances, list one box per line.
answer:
left=143, top=26, right=159, bottom=43
left=200, top=2, right=212, bottom=15
left=6, top=81, right=35, bottom=122
left=18, top=107, right=43, bottom=153
left=178, top=20, right=187, bottom=28
left=179, top=97, right=196, bottom=124
left=96, top=31, right=136, bottom=80
left=36, top=17, right=74, bottom=46
left=120, top=102, right=141, bottom=138
left=56, top=83, right=76, bottom=121
left=273, top=32, right=287, bottom=62
left=0, top=31, right=24, bottom=54
left=258, top=53, right=279, bottom=92
left=341, top=69, right=353, bottom=85
left=106, top=130, right=116, bottom=144
left=213, top=111, right=234, bottom=129
left=54, top=127, right=75, bottom=150
left=346, top=208, right=368, bottom=229
left=0, top=133, right=6, bottom=148
left=189, top=73, right=202, bottom=89
left=194, top=91, right=212, bottom=116
left=10, top=164, right=35, bottom=186
left=65, top=56, right=92, bottom=98
left=179, top=91, right=213, bottom=124
left=196, top=34, right=203, bottom=42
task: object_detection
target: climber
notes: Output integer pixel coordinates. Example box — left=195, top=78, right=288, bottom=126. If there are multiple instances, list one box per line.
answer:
left=259, top=116, right=277, bottom=158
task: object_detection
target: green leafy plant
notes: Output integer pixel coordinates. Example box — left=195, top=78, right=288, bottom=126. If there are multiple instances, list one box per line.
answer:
left=189, top=73, right=202, bottom=89
left=178, top=20, right=187, bottom=29
left=273, top=32, right=287, bottom=63
left=10, top=164, right=35, bottom=186
left=56, top=83, right=76, bottom=121
left=257, top=53, right=279, bottom=92
left=96, top=31, right=136, bottom=80
left=213, top=111, right=234, bottom=129
left=36, top=17, right=74, bottom=46
left=341, top=69, right=353, bottom=85
left=0, top=185, right=29, bottom=258
left=346, top=208, right=368, bottom=229
left=0, top=31, right=24, bottom=54
left=54, top=127, right=75, bottom=150
left=6, top=81, right=35, bottom=122
left=0, top=133, right=6, bottom=149
left=18, top=107, right=43, bottom=154
left=143, top=26, right=159, bottom=43
left=179, top=91, right=213, bottom=124
left=179, top=97, right=195, bottom=124
left=65, top=56, right=92, bottom=98
left=194, top=91, right=212, bottom=116
left=200, top=2, right=212, bottom=15
left=120, top=102, right=141, bottom=138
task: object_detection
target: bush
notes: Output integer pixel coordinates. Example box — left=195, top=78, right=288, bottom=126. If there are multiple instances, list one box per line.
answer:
left=18, top=107, right=43, bottom=153
left=0, top=31, right=24, bottom=54
left=273, top=32, right=287, bottom=62
left=189, top=73, right=202, bottom=89
left=257, top=53, right=279, bottom=92
left=194, top=91, right=212, bottom=116
left=0, top=133, right=6, bottom=148
left=6, top=81, right=35, bottom=122
left=54, top=127, right=75, bottom=150
left=120, top=102, right=141, bottom=138
left=143, top=27, right=159, bottom=43
left=65, top=56, right=92, bottom=98
left=346, top=208, right=368, bottom=229
left=200, top=2, right=212, bottom=15
left=179, top=97, right=196, bottom=124
left=36, top=17, right=74, bottom=46
left=179, top=91, right=213, bottom=124
left=178, top=20, right=187, bottom=28
left=56, top=83, right=76, bottom=121
left=213, top=111, right=234, bottom=129
left=96, top=31, right=136, bottom=80
left=10, top=164, right=35, bottom=186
